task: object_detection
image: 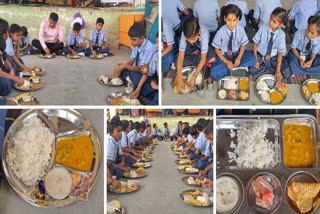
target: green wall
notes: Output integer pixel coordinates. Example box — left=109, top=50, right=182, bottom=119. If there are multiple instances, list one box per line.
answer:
left=0, top=5, right=143, bottom=49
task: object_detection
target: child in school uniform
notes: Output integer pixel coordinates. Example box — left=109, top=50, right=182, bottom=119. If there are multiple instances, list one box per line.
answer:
left=288, top=0, right=317, bottom=34
left=252, top=0, right=282, bottom=29
left=211, top=4, right=255, bottom=80
left=130, top=33, right=159, bottom=105
left=151, top=123, right=161, bottom=139
left=84, top=17, right=109, bottom=57
left=63, top=22, right=84, bottom=56
left=250, top=7, right=290, bottom=81
left=163, top=122, right=170, bottom=141
left=111, top=23, right=156, bottom=87
left=194, top=0, right=221, bottom=43
left=287, top=15, right=320, bottom=75
left=175, top=19, right=216, bottom=93
left=0, top=19, right=24, bottom=97
left=19, top=26, right=33, bottom=55
left=224, top=0, right=248, bottom=29
left=107, top=120, right=131, bottom=179
left=6, top=24, right=32, bottom=75
left=162, top=18, right=176, bottom=75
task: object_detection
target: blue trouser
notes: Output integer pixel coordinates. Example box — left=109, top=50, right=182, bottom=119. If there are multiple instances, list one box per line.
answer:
left=0, top=109, right=7, bottom=160
left=249, top=53, right=291, bottom=79
left=148, top=91, right=159, bottom=105
left=0, top=77, right=13, bottom=96
left=120, top=69, right=136, bottom=83
left=194, top=160, right=210, bottom=170
left=116, top=154, right=133, bottom=167
left=210, top=50, right=255, bottom=80
left=20, top=44, right=33, bottom=54
left=287, top=50, right=320, bottom=75
left=108, top=163, right=123, bottom=179
left=62, top=46, right=85, bottom=55
left=206, top=169, right=213, bottom=180
left=8, top=56, right=24, bottom=76
left=187, top=150, right=204, bottom=160
left=84, top=46, right=109, bottom=56
left=162, top=47, right=175, bottom=74
left=132, top=72, right=158, bottom=103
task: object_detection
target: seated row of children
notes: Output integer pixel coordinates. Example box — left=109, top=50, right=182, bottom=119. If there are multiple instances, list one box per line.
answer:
left=175, top=118, right=213, bottom=188
left=107, top=116, right=155, bottom=183
left=162, top=3, right=320, bottom=94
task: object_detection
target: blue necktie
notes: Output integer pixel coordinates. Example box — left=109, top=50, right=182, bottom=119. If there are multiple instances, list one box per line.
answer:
left=228, top=32, right=233, bottom=52
left=74, top=36, right=77, bottom=47
left=266, top=32, right=275, bottom=56
left=95, top=32, right=100, bottom=47
left=306, top=40, right=311, bottom=52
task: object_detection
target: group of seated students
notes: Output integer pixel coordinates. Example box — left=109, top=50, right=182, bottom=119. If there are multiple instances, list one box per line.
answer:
left=174, top=118, right=213, bottom=188
left=106, top=116, right=156, bottom=188
left=0, top=12, right=159, bottom=105
left=162, top=0, right=320, bottom=93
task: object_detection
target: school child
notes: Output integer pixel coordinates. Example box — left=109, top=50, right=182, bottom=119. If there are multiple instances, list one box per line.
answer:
left=63, top=22, right=84, bottom=56
left=6, top=24, right=32, bottom=75
left=120, top=120, right=142, bottom=159
left=194, top=120, right=213, bottom=170
left=211, top=4, right=255, bottom=80
left=172, top=121, right=182, bottom=141
left=181, top=124, right=199, bottom=155
left=151, top=123, right=161, bottom=139
left=288, top=0, right=317, bottom=34
left=0, top=18, right=24, bottom=97
left=287, top=14, right=320, bottom=75
left=111, top=23, right=156, bottom=87
left=84, top=17, right=109, bottom=57
left=162, top=0, right=193, bottom=36
left=127, top=122, right=146, bottom=151
left=106, top=120, right=131, bottom=178
left=162, top=18, right=176, bottom=75
left=224, top=0, right=248, bottom=29
left=194, top=0, right=221, bottom=43
left=163, top=122, right=170, bottom=141
left=176, top=127, right=190, bottom=147
left=250, top=7, right=290, bottom=81
left=130, top=33, right=159, bottom=105
left=252, top=0, right=282, bottom=28
left=19, top=26, right=33, bottom=55
left=186, top=118, right=207, bottom=160
left=176, top=19, right=216, bottom=93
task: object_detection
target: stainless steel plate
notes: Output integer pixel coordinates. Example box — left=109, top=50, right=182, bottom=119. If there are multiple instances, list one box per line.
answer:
left=301, top=79, right=320, bottom=106
left=2, top=109, right=101, bottom=208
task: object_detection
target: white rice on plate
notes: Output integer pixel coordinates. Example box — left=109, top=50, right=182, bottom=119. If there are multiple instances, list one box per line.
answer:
left=228, top=121, right=277, bottom=169
left=6, top=116, right=55, bottom=186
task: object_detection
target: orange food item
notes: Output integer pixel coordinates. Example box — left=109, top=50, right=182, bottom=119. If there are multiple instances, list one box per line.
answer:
left=55, top=135, right=93, bottom=172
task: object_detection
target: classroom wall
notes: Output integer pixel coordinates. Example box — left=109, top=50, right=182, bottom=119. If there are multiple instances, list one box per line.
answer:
left=0, top=5, right=143, bottom=49
left=181, top=0, right=301, bottom=11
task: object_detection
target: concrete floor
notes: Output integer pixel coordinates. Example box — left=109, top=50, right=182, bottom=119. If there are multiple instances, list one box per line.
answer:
left=0, top=109, right=104, bottom=214
left=162, top=78, right=309, bottom=106
left=8, top=48, right=131, bottom=105
left=107, top=141, right=212, bottom=214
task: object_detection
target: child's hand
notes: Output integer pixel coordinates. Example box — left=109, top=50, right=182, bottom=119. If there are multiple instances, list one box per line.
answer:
left=112, top=64, right=125, bottom=78
left=14, top=76, right=25, bottom=86
left=129, top=89, right=140, bottom=99
left=202, top=179, right=213, bottom=188
left=177, top=79, right=186, bottom=94
left=188, top=75, right=196, bottom=89
left=305, top=60, right=313, bottom=68
left=151, top=80, right=158, bottom=90
left=300, top=59, right=306, bottom=68
left=234, top=57, right=241, bottom=67
left=255, top=60, right=260, bottom=69
left=92, top=51, right=97, bottom=57
left=71, top=50, right=77, bottom=56
left=198, top=170, right=206, bottom=178
left=24, top=67, right=32, bottom=74
left=111, top=179, right=121, bottom=189
left=141, top=65, right=148, bottom=74
left=275, top=69, right=282, bottom=82
left=225, top=60, right=233, bottom=70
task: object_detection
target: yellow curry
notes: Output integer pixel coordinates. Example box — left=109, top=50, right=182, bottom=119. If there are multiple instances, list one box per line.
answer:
left=55, top=135, right=93, bottom=171
left=284, top=124, right=314, bottom=168
left=270, top=90, right=283, bottom=104
left=307, top=82, right=319, bottom=93
left=239, top=79, right=249, bottom=91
